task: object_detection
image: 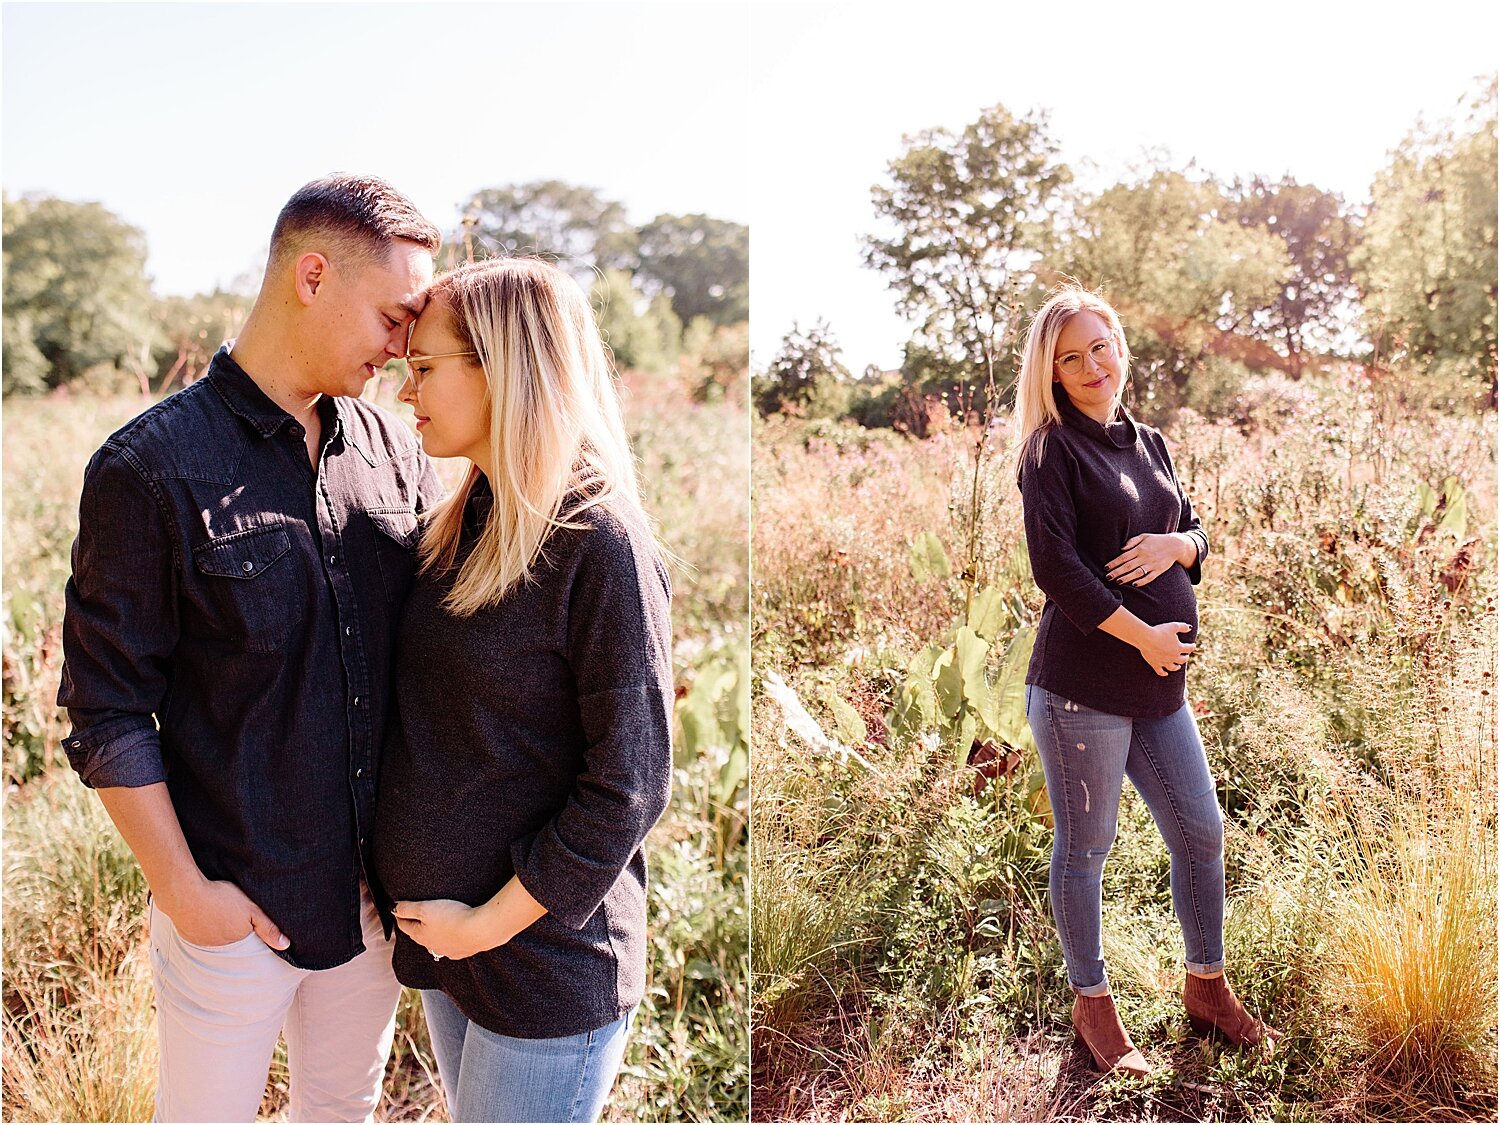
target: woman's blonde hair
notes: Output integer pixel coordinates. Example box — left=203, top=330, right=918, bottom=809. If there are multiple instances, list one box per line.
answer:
left=417, top=257, right=647, bottom=616
left=1010, top=281, right=1132, bottom=478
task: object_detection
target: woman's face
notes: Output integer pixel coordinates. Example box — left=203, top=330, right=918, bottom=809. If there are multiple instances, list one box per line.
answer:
left=1051, top=309, right=1123, bottom=420
left=398, top=302, right=491, bottom=464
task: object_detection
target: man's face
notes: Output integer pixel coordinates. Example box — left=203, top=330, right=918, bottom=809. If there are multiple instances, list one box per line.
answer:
left=310, top=240, right=434, bottom=397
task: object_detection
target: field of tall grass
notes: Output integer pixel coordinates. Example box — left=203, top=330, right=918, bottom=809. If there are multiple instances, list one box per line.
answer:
left=1, top=368, right=749, bottom=1122
left=751, top=366, right=1497, bottom=1122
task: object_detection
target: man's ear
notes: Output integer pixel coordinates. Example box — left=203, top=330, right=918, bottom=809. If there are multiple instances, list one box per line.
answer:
left=292, top=252, right=331, bottom=307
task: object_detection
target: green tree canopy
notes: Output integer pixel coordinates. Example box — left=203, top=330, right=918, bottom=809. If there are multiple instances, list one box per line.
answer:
left=1225, top=175, right=1359, bottom=375
left=753, top=320, right=851, bottom=416
left=634, top=213, right=748, bottom=327
left=3, top=194, right=159, bottom=395
left=591, top=268, right=682, bottom=375
left=462, top=180, right=638, bottom=282
left=151, top=288, right=252, bottom=393
left=864, top=103, right=1071, bottom=391
left=1062, top=165, right=1290, bottom=406
left=1355, top=76, right=1497, bottom=381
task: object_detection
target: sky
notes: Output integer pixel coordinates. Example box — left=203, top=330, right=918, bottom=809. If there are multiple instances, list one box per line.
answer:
left=749, top=1, right=1500, bottom=371
left=2, top=2, right=751, bottom=296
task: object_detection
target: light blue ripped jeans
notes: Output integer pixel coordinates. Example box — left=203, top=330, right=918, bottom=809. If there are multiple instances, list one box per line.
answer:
left=421, top=989, right=634, bottom=1123
left=1025, top=684, right=1226, bottom=996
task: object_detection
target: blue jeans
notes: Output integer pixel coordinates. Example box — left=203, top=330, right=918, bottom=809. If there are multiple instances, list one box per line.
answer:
left=420, top=989, right=634, bottom=1123
left=1025, top=685, right=1226, bottom=996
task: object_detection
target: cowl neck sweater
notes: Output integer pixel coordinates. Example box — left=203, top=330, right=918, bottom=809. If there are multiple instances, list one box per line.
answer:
left=1018, top=392, right=1207, bottom=719
left=1056, top=390, right=1139, bottom=449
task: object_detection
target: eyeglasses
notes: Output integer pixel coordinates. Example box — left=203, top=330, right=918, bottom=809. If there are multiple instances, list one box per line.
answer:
left=389, top=350, right=479, bottom=392
left=1054, top=339, right=1116, bottom=377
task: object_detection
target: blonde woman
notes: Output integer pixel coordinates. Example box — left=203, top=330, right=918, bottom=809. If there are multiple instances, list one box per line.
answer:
left=1012, top=284, right=1277, bottom=1076
left=371, top=258, right=673, bottom=1122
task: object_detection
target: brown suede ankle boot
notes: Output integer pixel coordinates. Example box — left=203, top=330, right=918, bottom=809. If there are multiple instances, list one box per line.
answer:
left=1071, top=992, right=1152, bottom=1077
left=1182, top=972, right=1280, bottom=1053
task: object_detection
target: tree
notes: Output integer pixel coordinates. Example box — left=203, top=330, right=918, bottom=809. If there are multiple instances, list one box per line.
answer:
left=590, top=269, right=682, bottom=374
left=634, top=213, right=748, bottom=327
left=1225, top=175, right=1359, bottom=375
left=461, top=181, right=638, bottom=283
left=1355, top=76, right=1497, bottom=381
left=753, top=320, right=850, bottom=416
left=3, top=194, right=159, bottom=395
left=152, top=288, right=252, bottom=394
left=1062, top=165, right=1290, bottom=411
left=863, top=103, right=1071, bottom=392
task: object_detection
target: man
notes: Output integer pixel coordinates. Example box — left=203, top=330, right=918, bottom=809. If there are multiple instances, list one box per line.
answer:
left=58, top=174, right=444, bottom=1121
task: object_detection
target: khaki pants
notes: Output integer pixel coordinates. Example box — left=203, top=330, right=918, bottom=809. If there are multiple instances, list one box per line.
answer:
left=147, top=886, right=399, bottom=1123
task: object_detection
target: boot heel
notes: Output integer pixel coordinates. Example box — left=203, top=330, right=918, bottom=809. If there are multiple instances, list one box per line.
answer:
left=1075, top=1031, right=1107, bottom=1072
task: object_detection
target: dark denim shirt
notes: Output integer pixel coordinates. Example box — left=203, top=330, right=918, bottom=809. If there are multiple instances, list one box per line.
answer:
left=58, top=346, right=444, bottom=969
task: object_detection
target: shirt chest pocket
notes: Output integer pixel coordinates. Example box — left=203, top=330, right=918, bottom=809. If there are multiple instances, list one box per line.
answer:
left=367, top=507, right=420, bottom=606
left=189, top=525, right=298, bottom=653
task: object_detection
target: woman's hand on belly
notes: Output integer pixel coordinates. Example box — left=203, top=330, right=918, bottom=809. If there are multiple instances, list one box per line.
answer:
left=394, top=876, right=549, bottom=960
left=1105, top=532, right=1197, bottom=587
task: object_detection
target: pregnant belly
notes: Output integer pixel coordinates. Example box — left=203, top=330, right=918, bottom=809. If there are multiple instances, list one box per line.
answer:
left=1119, top=566, right=1199, bottom=641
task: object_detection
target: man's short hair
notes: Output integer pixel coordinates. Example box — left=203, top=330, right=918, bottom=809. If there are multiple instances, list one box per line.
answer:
left=269, top=174, right=442, bottom=276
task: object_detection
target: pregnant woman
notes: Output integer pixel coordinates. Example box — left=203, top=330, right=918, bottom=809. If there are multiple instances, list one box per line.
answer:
left=1012, top=284, right=1278, bottom=1077
left=372, top=257, right=673, bottom=1122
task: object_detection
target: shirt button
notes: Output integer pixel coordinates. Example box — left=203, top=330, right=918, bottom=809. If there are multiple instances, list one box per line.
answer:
left=70, top=740, right=82, bottom=749
left=289, top=424, right=302, bottom=437
left=242, top=561, right=254, bottom=573
left=353, top=696, right=362, bottom=708
left=345, top=626, right=353, bottom=637
left=355, top=767, right=364, bottom=778
left=359, top=836, right=366, bottom=847
left=328, top=555, right=337, bottom=566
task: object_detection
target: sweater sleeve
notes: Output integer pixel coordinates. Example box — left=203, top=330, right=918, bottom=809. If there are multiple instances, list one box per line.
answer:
left=1018, top=432, right=1124, bottom=634
left=509, top=511, right=675, bottom=930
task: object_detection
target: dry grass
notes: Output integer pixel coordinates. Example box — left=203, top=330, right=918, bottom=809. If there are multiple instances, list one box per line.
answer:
left=751, top=366, right=1497, bottom=1121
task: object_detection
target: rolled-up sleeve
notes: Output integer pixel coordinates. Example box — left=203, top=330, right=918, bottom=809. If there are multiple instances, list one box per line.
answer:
left=57, top=447, right=177, bottom=789
left=1019, top=439, right=1124, bottom=634
left=509, top=516, right=674, bottom=930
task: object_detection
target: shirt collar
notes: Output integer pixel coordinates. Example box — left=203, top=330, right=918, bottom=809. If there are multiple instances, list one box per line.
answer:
left=207, top=344, right=346, bottom=446
left=1056, top=389, right=1139, bottom=449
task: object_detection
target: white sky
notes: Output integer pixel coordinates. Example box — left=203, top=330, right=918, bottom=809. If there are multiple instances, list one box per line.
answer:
left=3, top=1, right=751, bottom=296
left=750, top=1, right=1500, bottom=371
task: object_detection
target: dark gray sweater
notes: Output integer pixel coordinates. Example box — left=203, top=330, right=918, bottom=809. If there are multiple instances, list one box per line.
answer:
left=1018, top=392, right=1207, bottom=719
left=372, top=479, right=673, bottom=1038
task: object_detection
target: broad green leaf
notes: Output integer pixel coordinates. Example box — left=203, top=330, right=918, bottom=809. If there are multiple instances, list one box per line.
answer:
left=822, top=688, right=868, bottom=745
left=966, top=586, right=1007, bottom=640
left=991, top=627, right=1036, bottom=746
left=714, top=744, right=747, bottom=806
left=896, top=643, right=943, bottom=732
left=932, top=643, right=962, bottom=722
left=954, top=626, right=991, bottom=708
left=954, top=711, right=978, bottom=770
left=1438, top=476, right=1468, bottom=539
left=908, top=531, right=952, bottom=581
left=734, top=646, right=751, bottom=745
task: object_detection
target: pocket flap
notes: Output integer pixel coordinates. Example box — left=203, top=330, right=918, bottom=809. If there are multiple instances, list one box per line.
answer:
left=193, top=526, right=292, bottom=579
left=368, top=507, right=420, bottom=549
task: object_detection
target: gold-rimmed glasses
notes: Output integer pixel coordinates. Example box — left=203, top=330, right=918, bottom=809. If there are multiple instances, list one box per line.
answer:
left=387, top=350, right=479, bottom=392
left=1054, top=339, right=1115, bottom=377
